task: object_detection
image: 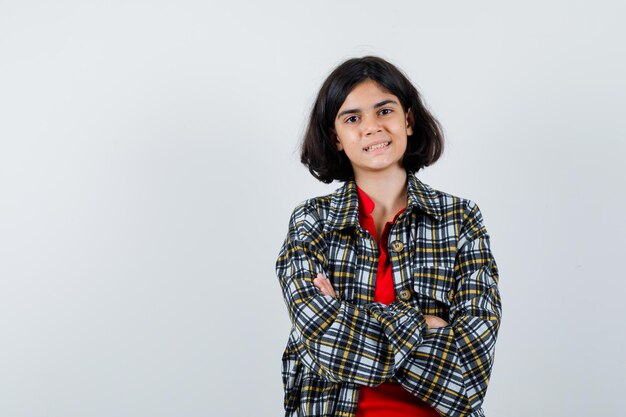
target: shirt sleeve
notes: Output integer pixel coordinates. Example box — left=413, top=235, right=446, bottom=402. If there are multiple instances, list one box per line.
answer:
left=389, top=202, right=502, bottom=417
left=275, top=200, right=428, bottom=386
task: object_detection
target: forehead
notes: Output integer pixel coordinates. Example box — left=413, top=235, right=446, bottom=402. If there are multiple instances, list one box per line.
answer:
left=338, top=79, right=398, bottom=110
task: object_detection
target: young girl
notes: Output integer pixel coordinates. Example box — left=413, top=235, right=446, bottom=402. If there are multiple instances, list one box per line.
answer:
left=275, top=56, right=502, bottom=417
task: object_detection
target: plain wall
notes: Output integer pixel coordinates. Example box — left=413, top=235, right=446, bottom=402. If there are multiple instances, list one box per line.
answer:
left=1, top=1, right=625, bottom=416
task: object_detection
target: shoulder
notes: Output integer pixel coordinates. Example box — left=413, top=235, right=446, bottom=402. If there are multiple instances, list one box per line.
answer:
left=426, top=182, right=482, bottom=222
left=422, top=181, right=488, bottom=242
left=288, top=194, right=330, bottom=221
left=285, top=192, right=333, bottom=237
left=406, top=171, right=480, bottom=225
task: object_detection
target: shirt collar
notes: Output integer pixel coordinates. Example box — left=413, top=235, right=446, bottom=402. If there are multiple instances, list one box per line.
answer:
left=356, top=185, right=376, bottom=218
left=323, top=170, right=443, bottom=233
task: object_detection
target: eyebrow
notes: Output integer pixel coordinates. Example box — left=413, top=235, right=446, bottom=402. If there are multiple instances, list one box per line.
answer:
left=336, top=99, right=399, bottom=119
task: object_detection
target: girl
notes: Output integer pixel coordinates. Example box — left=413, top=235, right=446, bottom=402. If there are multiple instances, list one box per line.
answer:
left=275, top=56, right=502, bottom=417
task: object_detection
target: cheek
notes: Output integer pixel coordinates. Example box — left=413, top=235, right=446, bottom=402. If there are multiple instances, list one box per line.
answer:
left=395, top=140, right=408, bottom=155
left=394, top=135, right=409, bottom=154
left=336, top=127, right=359, bottom=145
left=394, top=120, right=411, bottom=137
left=344, top=142, right=362, bottom=157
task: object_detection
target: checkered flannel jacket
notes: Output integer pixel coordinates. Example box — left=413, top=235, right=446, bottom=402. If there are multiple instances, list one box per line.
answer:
left=275, top=170, right=502, bottom=417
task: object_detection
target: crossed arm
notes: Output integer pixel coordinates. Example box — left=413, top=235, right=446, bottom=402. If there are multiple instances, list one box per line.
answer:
left=313, top=273, right=449, bottom=329
left=276, top=200, right=501, bottom=416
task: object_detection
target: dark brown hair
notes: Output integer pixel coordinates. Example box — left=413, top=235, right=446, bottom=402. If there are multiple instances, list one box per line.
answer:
left=300, top=56, right=444, bottom=183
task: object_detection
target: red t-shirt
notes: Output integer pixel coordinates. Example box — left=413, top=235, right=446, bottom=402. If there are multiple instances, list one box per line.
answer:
left=355, top=185, right=439, bottom=417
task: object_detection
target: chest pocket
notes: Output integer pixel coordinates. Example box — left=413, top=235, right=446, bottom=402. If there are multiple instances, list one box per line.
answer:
left=412, top=265, right=455, bottom=319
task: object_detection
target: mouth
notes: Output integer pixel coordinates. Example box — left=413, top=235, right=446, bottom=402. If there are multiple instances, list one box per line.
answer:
left=363, top=141, right=391, bottom=152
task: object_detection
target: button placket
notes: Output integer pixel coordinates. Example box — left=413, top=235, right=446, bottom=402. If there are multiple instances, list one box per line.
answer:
left=387, top=220, right=413, bottom=305
left=355, top=227, right=380, bottom=304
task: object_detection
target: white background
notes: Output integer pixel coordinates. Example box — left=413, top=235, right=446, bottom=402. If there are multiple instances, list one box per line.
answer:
left=1, top=1, right=625, bottom=416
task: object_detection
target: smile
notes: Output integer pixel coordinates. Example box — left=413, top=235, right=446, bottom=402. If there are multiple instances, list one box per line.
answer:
left=364, top=141, right=391, bottom=152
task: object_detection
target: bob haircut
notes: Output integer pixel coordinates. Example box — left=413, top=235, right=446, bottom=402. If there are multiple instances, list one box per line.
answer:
left=300, top=56, right=444, bottom=183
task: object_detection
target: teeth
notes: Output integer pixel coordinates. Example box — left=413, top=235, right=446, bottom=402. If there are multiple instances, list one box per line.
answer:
left=365, top=142, right=390, bottom=151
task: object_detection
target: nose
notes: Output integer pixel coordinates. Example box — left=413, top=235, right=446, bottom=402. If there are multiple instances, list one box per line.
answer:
left=361, top=114, right=382, bottom=135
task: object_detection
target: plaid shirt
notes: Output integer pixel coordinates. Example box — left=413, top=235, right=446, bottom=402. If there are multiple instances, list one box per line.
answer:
left=275, top=170, right=502, bottom=417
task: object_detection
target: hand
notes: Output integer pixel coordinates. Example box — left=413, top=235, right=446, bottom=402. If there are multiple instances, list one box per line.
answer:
left=424, top=315, right=449, bottom=329
left=313, top=272, right=337, bottom=298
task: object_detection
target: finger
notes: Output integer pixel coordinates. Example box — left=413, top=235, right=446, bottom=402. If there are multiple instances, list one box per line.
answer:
left=425, top=315, right=449, bottom=329
left=314, top=274, right=336, bottom=297
left=313, top=276, right=333, bottom=296
left=313, top=276, right=326, bottom=291
left=316, top=273, right=330, bottom=289
left=322, top=279, right=337, bottom=297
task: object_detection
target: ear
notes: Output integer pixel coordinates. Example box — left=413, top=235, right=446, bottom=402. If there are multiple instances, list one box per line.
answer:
left=405, top=108, right=414, bottom=136
left=331, top=128, right=343, bottom=151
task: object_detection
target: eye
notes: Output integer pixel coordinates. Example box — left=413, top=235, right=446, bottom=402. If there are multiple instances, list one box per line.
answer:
left=345, top=115, right=359, bottom=124
left=379, top=108, right=393, bottom=116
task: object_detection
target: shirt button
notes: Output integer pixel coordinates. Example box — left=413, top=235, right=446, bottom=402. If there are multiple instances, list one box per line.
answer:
left=398, top=288, right=412, bottom=301
left=447, top=290, right=454, bottom=302
left=390, top=240, right=404, bottom=252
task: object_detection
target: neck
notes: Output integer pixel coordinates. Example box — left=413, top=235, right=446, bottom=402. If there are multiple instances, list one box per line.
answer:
left=354, top=168, right=408, bottom=214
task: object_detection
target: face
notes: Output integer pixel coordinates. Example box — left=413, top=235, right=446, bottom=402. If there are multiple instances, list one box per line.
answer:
left=332, top=79, right=414, bottom=178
